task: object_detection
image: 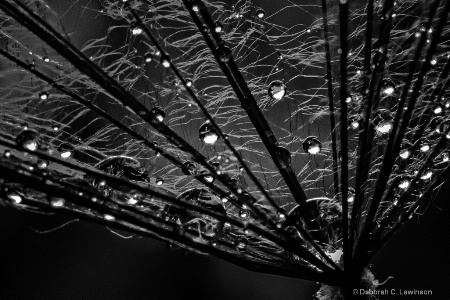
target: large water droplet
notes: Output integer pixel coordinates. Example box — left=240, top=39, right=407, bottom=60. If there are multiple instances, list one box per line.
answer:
left=303, top=136, right=322, bottom=154
left=268, top=80, right=286, bottom=101
left=199, top=122, right=219, bottom=145
left=16, top=130, right=39, bottom=151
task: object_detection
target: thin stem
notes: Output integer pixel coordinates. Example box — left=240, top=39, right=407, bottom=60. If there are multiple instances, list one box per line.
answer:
left=338, top=0, right=350, bottom=278
left=350, top=0, right=374, bottom=254
left=320, top=0, right=340, bottom=198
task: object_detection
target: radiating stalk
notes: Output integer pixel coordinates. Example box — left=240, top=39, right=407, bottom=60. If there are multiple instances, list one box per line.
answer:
left=320, top=0, right=340, bottom=198
left=338, top=0, right=350, bottom=283
left=350, top=0, right=374, bottom=254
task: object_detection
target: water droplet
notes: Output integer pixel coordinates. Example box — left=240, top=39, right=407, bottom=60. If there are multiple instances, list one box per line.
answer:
left=214, top=22, right=223, bottom=33
left=131, top=25, right=143, bottom=35
left=217, top=46, right=232, bottom=62
left=7, top=193, right=23, bottom=204
left=50, top=198, right=65, bottom=207
left=199, top=122, right=219, bottom=145
left=16, top=130, right=39, bottom=151
left=256, top=9, right=265, bottom=19
left=303, top=136, right=322, bottom=154
left=235, top=238, right=248, bottom=250
left=160, top=55, right=171, bottom=68
left=268, top=80, right=286, bottom=101
left=4, top=150, right=11, bottom=158
left=375, top=121, right=393, bottom=134
left=104, top=214, right=115, bottom=221
left=144, top=53, right=153, bottom=63
left=39, top=92, right=49, bottom=100
left=37, top=159, right=48, bottom=169
left=58, top=143, right=74, bottom=158
left=151, top=106, right=165, bottom=122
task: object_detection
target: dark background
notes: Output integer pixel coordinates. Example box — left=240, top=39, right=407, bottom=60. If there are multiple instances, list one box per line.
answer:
left=1, top=0, right=450, bottom=299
